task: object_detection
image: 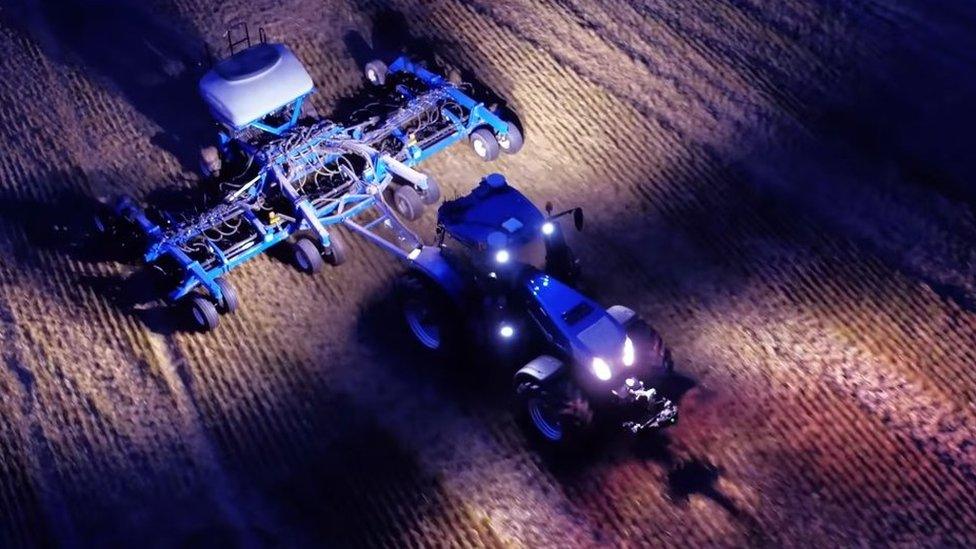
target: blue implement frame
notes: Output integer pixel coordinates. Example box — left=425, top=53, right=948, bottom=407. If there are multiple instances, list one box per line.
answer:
left=122, top=56, right=519, bottom=310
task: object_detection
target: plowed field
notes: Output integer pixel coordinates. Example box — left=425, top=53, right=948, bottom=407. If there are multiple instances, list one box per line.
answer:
left=1, top=0, right=975, bottom=546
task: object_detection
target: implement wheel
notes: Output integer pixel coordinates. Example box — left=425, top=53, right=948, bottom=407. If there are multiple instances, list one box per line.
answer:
left=187, top=296, right=219, bottom=332
left=364, top=60, right=388, bottom=86
left=394, top=185, right=425, bottom=221
left=324, top=233, right=347, bottom=266
left=293, top=237, right=324, bottom=274
left=215, top=278, right=238, bottom=314
left=497, top=123, right=524, bottom=155
left=198, top=146, right=222, bottom=179
left=469, top=128, right=500, bottom=161
left=420, top=177, right=441, bottom=205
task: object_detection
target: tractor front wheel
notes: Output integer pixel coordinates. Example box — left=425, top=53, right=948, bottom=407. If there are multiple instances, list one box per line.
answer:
left=517, top=379, right=593, bottom=444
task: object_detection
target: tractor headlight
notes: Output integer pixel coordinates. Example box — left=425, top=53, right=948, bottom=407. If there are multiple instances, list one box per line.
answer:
left=622, top=337, right=635, bottom=366
left=541, top=222, right=555, bottom=236
left=494, top=249, right=510, bottom=264
left=499, top=324, right=515, bottom=339
left=591, top=357, right=612, bottom=381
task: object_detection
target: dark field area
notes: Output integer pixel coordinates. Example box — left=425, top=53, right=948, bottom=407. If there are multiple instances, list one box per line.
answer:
left=1, top=0, right=976, bottom=546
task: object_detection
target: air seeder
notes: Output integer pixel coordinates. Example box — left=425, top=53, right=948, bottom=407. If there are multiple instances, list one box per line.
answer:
left=109, top=29, right=523, bottom=330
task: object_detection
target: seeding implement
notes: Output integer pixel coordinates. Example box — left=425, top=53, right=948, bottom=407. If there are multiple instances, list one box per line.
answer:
left=111, top=35, right=523, bottom=330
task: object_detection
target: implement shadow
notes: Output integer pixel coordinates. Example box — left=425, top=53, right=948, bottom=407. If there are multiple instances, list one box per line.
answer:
left=0, top=183, right=181, bottom=334
left=3, top=0, right=213, bottom=170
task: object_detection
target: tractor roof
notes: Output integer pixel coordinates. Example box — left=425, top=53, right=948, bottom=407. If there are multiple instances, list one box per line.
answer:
left=438, top=174, right=545, bottom=250
left=199, top=43, right=314, bottom=129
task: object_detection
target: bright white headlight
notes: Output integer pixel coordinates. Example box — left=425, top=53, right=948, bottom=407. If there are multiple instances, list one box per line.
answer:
left=591, top=357, right=612, bottom=381
left=495, top=249, right=510, bottom=264
left=622, top=336, right=635, bottom=366
left=499, top=324, right=514, bottom=338
left=541, top=222, right=555, bottom=236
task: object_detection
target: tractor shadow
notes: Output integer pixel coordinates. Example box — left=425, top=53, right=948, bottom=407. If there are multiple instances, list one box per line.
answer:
left=3, top=0, right=213, bottom=170
left=665, top=458, right=769, bottom=545
left=353, top=284, right=513, bottom=416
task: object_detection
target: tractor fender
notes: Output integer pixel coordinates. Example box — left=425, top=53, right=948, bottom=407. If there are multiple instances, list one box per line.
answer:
left=606, top=305, right=638, bottom=327
left=515, top=355, right=565, bottom=385
left=408, top=246, right=466, bottom=305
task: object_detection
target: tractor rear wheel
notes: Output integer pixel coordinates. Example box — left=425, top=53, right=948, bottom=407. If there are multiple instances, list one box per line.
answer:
left=397, top=271, right=459, bottom=355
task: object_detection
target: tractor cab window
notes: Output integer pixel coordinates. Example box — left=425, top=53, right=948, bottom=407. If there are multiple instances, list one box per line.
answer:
left=511, top=235, right=547, bottom=271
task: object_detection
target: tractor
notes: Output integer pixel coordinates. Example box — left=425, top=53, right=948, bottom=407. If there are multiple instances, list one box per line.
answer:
left=366, top=174, right=678, bottom=443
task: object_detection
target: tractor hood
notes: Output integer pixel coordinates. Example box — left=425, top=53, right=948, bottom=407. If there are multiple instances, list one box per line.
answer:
left=524, top=271, right=626, bottom=363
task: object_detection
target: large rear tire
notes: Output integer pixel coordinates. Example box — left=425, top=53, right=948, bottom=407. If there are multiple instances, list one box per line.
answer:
left=397, top=272, right=459, bottom=355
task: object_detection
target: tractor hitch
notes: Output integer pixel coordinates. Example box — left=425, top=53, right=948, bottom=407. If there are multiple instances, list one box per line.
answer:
left=615, top=378, right=678, bottom=434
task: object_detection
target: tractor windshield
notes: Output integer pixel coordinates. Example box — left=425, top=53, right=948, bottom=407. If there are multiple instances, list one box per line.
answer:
left=510, top=235, right=547, bottom=270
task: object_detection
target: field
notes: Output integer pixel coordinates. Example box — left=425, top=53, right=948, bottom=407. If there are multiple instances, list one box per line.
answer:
left=1, top=0, right=976, bottom=546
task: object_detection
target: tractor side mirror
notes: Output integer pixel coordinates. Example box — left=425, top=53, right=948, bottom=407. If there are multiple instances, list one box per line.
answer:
left=545, top=201, right=554, bottom=215
left=573, top=208, right=585, bottom=231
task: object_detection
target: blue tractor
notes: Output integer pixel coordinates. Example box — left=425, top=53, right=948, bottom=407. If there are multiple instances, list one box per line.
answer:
left=350, top=174, right=677, bottom=443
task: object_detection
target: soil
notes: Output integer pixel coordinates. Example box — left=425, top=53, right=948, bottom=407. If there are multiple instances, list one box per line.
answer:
left=0, top=0, right=975, bottom=546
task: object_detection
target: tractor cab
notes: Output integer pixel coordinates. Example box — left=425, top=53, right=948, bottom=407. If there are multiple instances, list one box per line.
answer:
left=199, top=42, right=314, bottom=142
left=436, top=174, right=578, bottom=281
